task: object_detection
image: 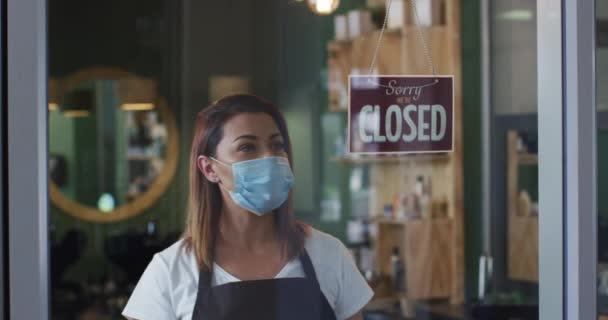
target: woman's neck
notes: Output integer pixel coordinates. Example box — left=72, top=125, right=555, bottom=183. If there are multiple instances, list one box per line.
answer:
left=218, top=201, right=278, bottom=252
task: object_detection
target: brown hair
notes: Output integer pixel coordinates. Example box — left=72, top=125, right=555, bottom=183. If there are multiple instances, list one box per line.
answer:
left=182, top=94, right=309, bottom=271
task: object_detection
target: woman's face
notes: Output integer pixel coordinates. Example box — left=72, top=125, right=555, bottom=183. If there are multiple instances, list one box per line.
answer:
left=198, top=112, right=288, bottom=191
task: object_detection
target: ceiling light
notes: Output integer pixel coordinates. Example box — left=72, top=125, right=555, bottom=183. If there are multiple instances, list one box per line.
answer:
left=307, top=0, right=340, bottom=15
left=497, top=9, right=534, bottom=21
left=121, top=103, right=155, bottom=111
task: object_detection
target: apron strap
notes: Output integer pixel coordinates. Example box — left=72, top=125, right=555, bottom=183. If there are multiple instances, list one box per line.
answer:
left=198, top=266, right=213, bottom=293
left=299, top=250, right=321, bottom=289
left=199, top=236, right=217, bottom=293
left=192, top=266, right=213, bottom=319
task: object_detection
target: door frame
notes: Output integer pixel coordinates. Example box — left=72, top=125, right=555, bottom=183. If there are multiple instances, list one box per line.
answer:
left=561, top=0, right=598, bottom=319
left=7, top=0, right=49, bottom=319
left=537, top=0, right=565, bottom=319
left=479, top=0, right=590, bottom=319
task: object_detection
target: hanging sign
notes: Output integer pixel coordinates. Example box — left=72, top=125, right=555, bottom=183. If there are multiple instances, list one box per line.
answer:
left=348, top=75, right=454, bottom=154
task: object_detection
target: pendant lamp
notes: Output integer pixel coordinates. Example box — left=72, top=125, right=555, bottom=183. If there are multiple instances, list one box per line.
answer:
left=307, top=0, right=340, bottom=15
left=118, top=76, right=158, bottom=111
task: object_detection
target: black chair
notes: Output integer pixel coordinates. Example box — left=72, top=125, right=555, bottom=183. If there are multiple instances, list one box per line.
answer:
left=105, top=229, right=180, bottom=285
left=50, top=229, right=89, bottom=320
left=105, top=231, right=160, bottom=284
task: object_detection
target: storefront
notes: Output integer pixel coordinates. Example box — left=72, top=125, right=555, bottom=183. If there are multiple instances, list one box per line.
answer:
left=2, top=0, right=602, bottom=319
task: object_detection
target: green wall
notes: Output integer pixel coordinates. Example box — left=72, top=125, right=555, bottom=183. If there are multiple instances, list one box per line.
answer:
left=278, top=0, right=366, bottom=240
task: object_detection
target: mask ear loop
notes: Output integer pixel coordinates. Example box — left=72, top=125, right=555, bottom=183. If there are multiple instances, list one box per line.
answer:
left=209, top=156, right=233, bottom=193
left=209, top=156, right=229, bottom=166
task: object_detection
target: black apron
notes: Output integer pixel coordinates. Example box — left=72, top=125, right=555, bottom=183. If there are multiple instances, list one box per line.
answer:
left=191, top=250, right=337, bottom=320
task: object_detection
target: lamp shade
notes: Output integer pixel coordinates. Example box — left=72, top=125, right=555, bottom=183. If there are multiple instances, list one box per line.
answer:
left=208, top=75, right=251, bottom=102
left=61, top=88, right=95, bottom=117
left=118, top=76, right=158, bottom=111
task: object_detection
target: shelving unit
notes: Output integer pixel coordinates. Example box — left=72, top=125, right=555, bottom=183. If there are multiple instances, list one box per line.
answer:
left=375, top=218, right=453, bottom=299
left=329, top=153, right=450, bottom=165
left=507, top=130, right=539, bottom=282
left=326, top=0, right=464, bottom=305
left=327, top=41, right=352, bottom=111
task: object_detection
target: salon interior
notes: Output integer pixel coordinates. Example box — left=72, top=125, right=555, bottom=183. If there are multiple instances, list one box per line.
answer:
left=45, top=0, right=608, bottom=319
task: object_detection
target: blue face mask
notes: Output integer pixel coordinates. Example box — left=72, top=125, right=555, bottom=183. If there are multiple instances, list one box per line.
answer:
left=210, top=156, right=295, bottom=216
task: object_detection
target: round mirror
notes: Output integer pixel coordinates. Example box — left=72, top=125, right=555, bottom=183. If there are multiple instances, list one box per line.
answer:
left=48, top=67, right=179, bottom=223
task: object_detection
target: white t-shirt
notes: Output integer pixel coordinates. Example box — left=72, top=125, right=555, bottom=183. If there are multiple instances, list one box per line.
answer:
left=122, top=228, right=374, bottom=320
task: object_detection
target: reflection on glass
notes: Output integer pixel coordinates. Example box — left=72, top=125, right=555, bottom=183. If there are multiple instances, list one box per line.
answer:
left=46, top=0, right=544, bottom=319
left=49, top=78, right=168, bottom=209
left=483, top=0, right=539, bottom=314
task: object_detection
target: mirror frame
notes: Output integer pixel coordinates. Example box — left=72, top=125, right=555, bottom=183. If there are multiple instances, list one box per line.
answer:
left=49, top=67, right=180, bottom=223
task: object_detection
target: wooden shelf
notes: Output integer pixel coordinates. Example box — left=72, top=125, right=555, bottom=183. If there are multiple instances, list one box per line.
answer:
left=328, top=107, right=347, bottom=113
left=375, top=218, right=453, bottom=300
left=330, top=153, right=450, bottom=165
left=518, top=153, right=538, bottom=165
left=507, top=131, right=539, bottom=282
left=327, top=25, right=452, bottom=113
left=375, top=217, right=409, bottom=225
left=374, top=216, right=452, bottom=226
left=326, top=0, right=465, bottom=305
left=328, top=38, right=354, bottom=46
left=329, top=25, right=447, bottom=43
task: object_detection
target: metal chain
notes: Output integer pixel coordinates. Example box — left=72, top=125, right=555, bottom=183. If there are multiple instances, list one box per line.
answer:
left=410, top=0, right=436, bottom=75
left=367, top=0, right=393, bottom=75
left=368, top=0, right=437, bottom=76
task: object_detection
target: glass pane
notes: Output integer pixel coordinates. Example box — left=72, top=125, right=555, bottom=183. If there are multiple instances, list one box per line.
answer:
left=598, top=2, right=608, bottom=319
left=47, top=1, right=538, bottom=319
left=484, top=0, right=540, bottom=314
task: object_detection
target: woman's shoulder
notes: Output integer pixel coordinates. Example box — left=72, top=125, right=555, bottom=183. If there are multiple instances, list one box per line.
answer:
left=304, top=227, right=351, bottom=268
left=305, top=227, right=344, bottom=250
left=123, top=239, right=197, bottom=320
left=302, top=227, right=374, bottom=319
left=154, top=238, right=198, bottom=276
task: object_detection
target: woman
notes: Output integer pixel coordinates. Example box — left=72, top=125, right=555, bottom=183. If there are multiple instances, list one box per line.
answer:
left=122, top=94, right=374, bottom=320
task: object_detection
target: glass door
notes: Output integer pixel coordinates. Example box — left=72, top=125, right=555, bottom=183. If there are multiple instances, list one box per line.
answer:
left=3, top=0, right=581, bottom=319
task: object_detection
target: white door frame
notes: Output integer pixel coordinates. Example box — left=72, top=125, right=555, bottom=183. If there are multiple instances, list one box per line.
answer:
left=537, top=0, right=564, bottom=319
left=7, top=0, right=49, bottom=319
left=538, top=0, right=598, bottom=319
left=562, top=0, right=598, bottom=319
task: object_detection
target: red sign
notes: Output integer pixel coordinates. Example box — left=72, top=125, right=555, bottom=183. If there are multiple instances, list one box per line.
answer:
left=348, top=75, right=454, bottom=154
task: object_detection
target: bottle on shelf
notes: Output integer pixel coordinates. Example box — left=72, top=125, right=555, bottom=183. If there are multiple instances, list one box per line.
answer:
left=390, top=246, right=406, bottom=294
left=415, top=175, right=432, bottom=218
